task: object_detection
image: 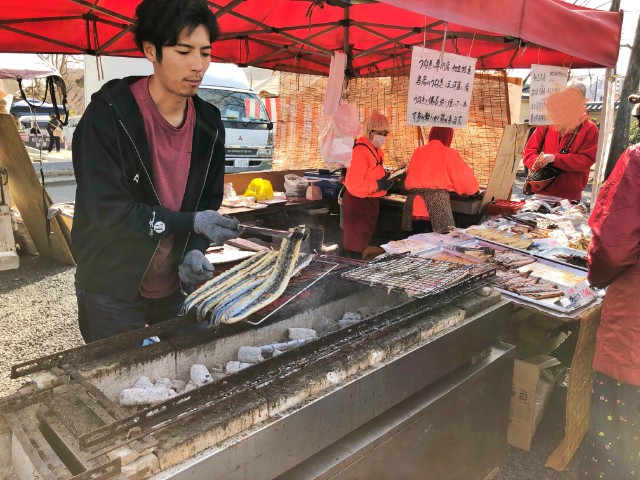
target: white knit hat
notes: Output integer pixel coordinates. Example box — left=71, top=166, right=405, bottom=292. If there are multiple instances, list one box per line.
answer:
left=364, top=110, right=390, bottom=134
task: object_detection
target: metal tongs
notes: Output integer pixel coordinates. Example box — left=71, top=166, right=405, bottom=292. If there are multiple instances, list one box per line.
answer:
left=238, top=224, right=308, bottom=240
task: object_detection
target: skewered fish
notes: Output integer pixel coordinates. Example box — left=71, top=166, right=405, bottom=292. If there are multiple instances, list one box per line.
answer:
left=213, top=226, right=306, bottom=325
left=196, top=252, right=278, bottom=322
left=181, top=250, right=273, bottom=314
left=181, top=226, right=308, bottom=327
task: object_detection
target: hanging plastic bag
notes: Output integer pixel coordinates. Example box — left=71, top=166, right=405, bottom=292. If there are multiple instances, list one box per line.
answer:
left=333, top=102, right=360, bottom=136
left=284, top=174, right=308, bottom=197
left=243, top=178, right=274, bottom=201
left=318, top=102, right=361, bottom=170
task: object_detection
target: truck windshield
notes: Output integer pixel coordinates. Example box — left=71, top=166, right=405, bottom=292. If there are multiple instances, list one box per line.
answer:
left=198, top=88, right=270, bottom=123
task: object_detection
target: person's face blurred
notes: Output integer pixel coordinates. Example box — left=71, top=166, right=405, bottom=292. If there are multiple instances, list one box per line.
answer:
left=144, top=24, right=212, bottom=99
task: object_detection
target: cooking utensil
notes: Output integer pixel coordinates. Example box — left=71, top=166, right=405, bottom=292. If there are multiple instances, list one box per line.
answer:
left=238, top=224, right=308, bottom=240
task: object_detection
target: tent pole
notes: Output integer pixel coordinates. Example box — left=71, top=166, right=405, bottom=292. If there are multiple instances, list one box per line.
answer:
left=604, top=11, right=640, bottom=179
left=591, top=0, right=621, bottom=206
left=343, top=7, right=352, bottom=78
left=591, top=69, right=615, bottom=206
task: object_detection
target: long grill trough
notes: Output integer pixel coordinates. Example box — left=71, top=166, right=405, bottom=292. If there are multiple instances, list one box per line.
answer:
left=0, top=255, right=514, bottom=480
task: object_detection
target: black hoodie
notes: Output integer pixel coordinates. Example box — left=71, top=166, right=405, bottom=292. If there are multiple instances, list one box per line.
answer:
left=72, top=76, right=225, bottom=301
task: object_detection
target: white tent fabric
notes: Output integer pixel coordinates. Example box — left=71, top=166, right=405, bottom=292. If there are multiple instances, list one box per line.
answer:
left=0, top=53, right=60, bottom=80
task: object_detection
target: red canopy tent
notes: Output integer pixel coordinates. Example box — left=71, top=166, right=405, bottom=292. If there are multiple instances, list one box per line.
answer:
left=0, top=0, right=623, bottom=74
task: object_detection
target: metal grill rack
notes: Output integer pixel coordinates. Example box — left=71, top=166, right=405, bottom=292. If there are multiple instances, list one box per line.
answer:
left=342, top=254, right=495, bottom=298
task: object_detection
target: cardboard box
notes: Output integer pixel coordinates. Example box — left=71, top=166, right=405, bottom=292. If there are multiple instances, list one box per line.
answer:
left=507, top=354, right=560, bottom=450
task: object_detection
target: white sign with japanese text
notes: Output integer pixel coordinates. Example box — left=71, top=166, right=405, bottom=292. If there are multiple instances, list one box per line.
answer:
left=528, top=64, right=569, bottom=125
left=407, top=47, right=476, bottom=128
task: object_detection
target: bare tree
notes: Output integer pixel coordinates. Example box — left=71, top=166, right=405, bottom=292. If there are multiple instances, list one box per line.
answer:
left=41, top=54, right=85, bottom=116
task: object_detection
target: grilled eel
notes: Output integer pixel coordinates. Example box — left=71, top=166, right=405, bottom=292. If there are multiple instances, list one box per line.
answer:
left=196, top=251, right=278, bottom=322
left=213, top=226, right=306, bottom=325
left=181, top=250, right=272, bottom=314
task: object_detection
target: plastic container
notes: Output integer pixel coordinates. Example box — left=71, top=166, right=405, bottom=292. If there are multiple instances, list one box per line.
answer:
left=484, top=200, right=525, bottom=215
left=304, top=170, right=343, bottom=199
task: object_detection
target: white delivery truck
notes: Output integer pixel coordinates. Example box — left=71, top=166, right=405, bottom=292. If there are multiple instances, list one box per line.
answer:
left=84, top=57, right=273, bottom=173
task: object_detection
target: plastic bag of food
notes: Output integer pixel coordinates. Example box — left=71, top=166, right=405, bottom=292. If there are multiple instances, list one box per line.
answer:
left=284, top=174, right=308, bottom=197
left=243, top=178, right=274, bottom=201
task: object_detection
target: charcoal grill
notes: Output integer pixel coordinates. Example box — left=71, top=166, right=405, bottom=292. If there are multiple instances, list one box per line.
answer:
left=0, top=256, right=514, bottom=480
left=341, top=254, right=496, bottom=298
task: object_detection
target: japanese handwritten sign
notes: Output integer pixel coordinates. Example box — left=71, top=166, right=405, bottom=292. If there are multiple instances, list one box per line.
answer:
left=528, top=64, right=569, bottom=125
left=407, top=47, right=476, bottom=128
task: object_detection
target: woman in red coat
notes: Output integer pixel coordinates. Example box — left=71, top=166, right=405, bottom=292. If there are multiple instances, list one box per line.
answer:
left=342, top=110, right=392, bottom=258
left=523, top=82, right=599, bottom=201
left=582, top=96, right=640, bottom=479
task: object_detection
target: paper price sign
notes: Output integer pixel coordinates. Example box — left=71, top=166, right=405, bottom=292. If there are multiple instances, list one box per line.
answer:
left=557, top=220, right=577, bottom=236
left=407, top=47, right=476, bottom=127
left=529, top=64, right=569, bottom=125
left=563, top=281, right=596, bottom=308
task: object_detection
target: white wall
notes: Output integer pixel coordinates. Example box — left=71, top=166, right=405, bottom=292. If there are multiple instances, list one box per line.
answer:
left=84, top=56, right=153, bottom=108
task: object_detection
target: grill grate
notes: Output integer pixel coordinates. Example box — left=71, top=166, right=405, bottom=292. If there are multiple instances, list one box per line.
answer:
left=341, top=254, right=495, bottom=298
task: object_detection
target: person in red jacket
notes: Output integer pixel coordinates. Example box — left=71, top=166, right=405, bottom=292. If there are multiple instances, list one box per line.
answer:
left=523, top=81, right=599, bottom=201
left=403, top=127, right=478, bottom=233
left=342, top=110, right=392, bottom=258
left=582, top=94, right=640, bottom=480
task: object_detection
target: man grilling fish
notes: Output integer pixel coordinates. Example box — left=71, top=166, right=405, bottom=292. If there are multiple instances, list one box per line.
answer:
left=72, top=0, right=240, bottom=342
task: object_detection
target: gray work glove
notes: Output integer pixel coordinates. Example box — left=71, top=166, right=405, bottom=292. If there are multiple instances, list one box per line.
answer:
left=179, top=250, right=214, bottom=292
left=194, top=210, right=240, bottom=245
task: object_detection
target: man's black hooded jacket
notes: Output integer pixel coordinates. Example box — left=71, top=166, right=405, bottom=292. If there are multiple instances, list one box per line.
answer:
left=72, top=76, right=225, bottom=301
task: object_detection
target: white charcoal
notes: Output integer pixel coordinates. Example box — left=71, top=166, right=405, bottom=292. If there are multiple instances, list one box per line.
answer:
left=226, top=361, right=252, bottom=374
left=119, top=387, right=177, bottom=406
left=170, top=380, right=186, bottom=392
left=133, top=376, right=154, bottom=389
left=318, top=316, right=339, bottom=334
left=154, top=377, right=172, bottom=388
left=190, top=364, right=213, bottom=386
left=183, top=381, right=197, bottom=392
left=288, top=327, right=317, bottom=341
left=341, top=312, right=362, bottom=322
left=238, top=346, right=264, bottom=363
left=338, top=318, right=361, bottom=328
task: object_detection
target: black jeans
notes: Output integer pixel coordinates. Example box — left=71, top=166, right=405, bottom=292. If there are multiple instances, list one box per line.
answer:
left=75, top=285, right=186, bottom=343
left=47, top=134, right=60, bottom=152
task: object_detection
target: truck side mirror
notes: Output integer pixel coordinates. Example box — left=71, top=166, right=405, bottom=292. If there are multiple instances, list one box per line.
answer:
left=267, top=121, right=273, bottom=130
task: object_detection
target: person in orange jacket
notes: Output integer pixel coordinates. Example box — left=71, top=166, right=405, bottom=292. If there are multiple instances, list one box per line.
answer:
left=403, top=127, right=478, bottom=233
left=342, top=110, right=392, bottom=258
left=582, top=94, right=640, bottom=480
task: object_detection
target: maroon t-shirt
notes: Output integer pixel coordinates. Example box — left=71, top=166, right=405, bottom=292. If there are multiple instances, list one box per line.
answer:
left=130, top=77, right=195, bottom=298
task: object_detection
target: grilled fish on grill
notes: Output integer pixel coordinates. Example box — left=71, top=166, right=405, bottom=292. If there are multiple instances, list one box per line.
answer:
left=196, top=251, right=278, bottom=322
left=213, top=226, right=306, bottom=325
left=181, top=226, right=307, bottom=327
left=181, top=250, right=272, bottom=314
